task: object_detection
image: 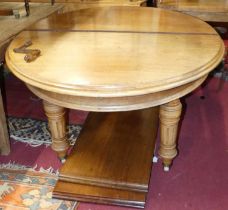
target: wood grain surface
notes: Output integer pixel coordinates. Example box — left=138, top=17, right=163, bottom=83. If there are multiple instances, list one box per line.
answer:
left=53, top=180, right=146, bottom=208
left=3, top=0, right=144, bottom=3
left=4, top=6, right=225, bottom=207
left=158, top=0, right=228, bottom=12
left=157, top=0, right=228, bottom=22
left=0, top=3, right=62, bottom=46
left=6, top=7, right=224, bottom=98
left=27, top=75, right=207, bottom=112
left=59, top=108, right=158, bottom=192
left=1, top=0, right=146, bottom=14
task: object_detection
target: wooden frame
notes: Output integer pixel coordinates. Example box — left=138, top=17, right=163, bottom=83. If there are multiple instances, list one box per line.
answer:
left=0, top=64, right=10, bottom=156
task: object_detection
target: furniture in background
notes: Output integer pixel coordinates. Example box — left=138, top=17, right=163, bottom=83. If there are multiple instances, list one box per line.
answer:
left=6, top=6, right=224, bottom=207
left=0, top=2, right=62, bottom=155
left=61, top=0, right=146, bottom=12
left=156, top=0, right=228, bottom=22
left=219, top=43, right=228, bottom=90
left=0, top=64, right=10, bottom=155
left=2, top=0, right=146, bottom=13
left=0, top=0, right=30, bottom=18
left=156, top=0, right=228, bottom=83
left=154, top=0, right=228, bottom=42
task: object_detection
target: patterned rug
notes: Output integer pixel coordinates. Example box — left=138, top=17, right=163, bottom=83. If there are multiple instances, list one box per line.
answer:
left=7, top=117, right=82, bottom=147
left=0, top=116, right=81, bottom=209
left=0, top=166, right=77, bottom=210
left=0, top=73, right=86, bottom=210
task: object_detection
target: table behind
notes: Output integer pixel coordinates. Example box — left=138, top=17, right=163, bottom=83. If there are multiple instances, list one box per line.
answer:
left=157, top=0, right=228, bottom=22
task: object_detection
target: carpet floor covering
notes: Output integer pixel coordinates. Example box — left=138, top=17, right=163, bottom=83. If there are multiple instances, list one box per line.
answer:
left=0, top=72, right=228, bottom=210
left=0, top=168, right=77, bottom=209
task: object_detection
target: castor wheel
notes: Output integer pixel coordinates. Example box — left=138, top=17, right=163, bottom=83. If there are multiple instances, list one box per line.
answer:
left=60, top=157, right=66, bottom=163
left=152, top=156, right=159, bottom=163
left=163, top=165, right=170, bottom=172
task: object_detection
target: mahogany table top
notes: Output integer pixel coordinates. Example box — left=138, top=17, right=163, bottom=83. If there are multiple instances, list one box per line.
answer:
left=6, top=7, right=224, bottom=98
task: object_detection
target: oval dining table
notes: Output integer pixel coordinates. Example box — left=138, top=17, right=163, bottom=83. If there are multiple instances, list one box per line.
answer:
left=5, top=6, right=224, bottom=208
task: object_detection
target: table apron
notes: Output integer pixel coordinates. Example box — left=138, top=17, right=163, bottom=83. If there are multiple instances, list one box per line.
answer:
left=26, top=75, right=207, bottom=112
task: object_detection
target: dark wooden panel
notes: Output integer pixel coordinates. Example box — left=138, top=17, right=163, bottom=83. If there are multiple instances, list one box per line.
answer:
left=59, top=108, right=159, bottom=192
left=0, top=9, right=13, bottom=16
left=53, top=180, right=146, bottom=208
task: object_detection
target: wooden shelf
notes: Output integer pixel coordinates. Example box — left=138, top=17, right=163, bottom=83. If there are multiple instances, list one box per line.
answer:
left=53, top=108, right=159, bottom=207
left=54, top=181, right=146, bottom=208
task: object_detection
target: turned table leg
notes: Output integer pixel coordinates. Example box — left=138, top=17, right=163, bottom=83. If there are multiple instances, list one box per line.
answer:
left=43, top=100, right=69, bottom=161
left=158, top=99, right=182, bottom=171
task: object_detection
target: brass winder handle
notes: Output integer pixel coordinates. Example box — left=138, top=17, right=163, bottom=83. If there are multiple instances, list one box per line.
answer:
left=13, top=40, right=41, bottom=63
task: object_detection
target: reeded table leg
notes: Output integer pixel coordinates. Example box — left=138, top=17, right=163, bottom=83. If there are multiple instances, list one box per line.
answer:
left=43, top=100, right=69, bottom=161
left=158, top=99, right=182, bottom=171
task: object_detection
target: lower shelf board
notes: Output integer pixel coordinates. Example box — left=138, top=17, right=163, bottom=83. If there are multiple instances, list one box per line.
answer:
left=53, top=180, right=146, bottom=208
left=54, top=108, right=159, bottom=207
